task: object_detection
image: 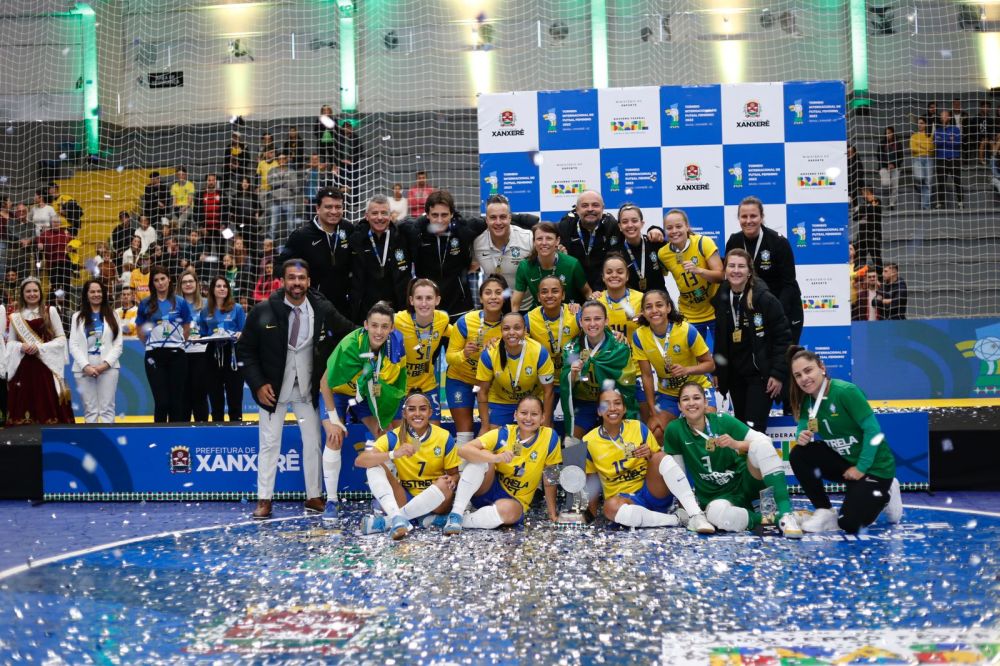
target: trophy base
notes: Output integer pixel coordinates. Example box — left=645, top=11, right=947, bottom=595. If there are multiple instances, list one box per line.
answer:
left=556, top=511, right=587, bottom=528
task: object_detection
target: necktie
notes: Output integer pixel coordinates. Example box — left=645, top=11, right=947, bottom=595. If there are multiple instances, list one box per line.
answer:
left=289, top=306, right=302, bottom=347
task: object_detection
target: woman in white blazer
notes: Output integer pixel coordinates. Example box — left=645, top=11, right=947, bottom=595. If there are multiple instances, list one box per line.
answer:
left=69, top=279, right=124, bottom=423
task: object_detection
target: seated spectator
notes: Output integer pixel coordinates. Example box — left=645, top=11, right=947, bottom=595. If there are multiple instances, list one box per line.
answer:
left=134, top=214, right=157, bottom=254
left=221, top=253, right=253, bottom=309
left=121, top=235, right=143, bottom=269
left=878, top=126, right=902, bottom=208
left=162, top=235, right=187, bottom=280
left=94, top=241, right=119, bottom=295
left=170, top=167, right=196, bottom=231
left=875, top=263, right=907, bottom=320
left=253, top=259, right=281, bottom=303
left=115, top=285, right=138, bottom=337
left=225, top=132, right=250, bottom=190
left=110, top=210, right=135, bottom=258
left=130, top=253, right=152, bottom=303
left=231, top=175, right=263, bottom=257
left=861, top=271, right=880, bottom=321
left=388, top=183, right=407, bottom=223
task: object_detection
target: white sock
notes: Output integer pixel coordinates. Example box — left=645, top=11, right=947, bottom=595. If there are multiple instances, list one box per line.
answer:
left=747, top=437, right=783, bottom=477
left=401, top=484, right=446, bottom=521
left=365, top=465, right=401, bottom=518
left=462, top=504, right=504, bottom=529
left=323, top=448, right=342, bottom=502
left=455, top=431, right=475, bottom=445
left=659, top=455, right=703, bottom=517
left=451, top=462, right=487, bottom=515
left=615, top=503, right=680, bottom=528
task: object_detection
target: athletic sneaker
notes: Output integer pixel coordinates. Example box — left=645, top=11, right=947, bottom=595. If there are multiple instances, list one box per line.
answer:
left=884, top=478, right=903, bottom=524
left=801, top=508, right=840, bottom=533
left=778, top=513, right=804, bottom=539
left=389, top=515, right=410, bottom=541
left=687, top=512, right=716, bottom=534
left=442, top=512, right=464, bottom=536
left=420, top=514, right=448, bottom=529
left=360, top=514, right=387, bottom=535
left=323, top=500, right=340, bottom=521
left=674, top=507, right=690, bottom=526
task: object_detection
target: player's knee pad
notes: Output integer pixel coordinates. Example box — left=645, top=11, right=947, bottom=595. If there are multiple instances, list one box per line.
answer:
left=747, top=439, right=783, bottom=477
left=706, top=499, right=750, bottom=532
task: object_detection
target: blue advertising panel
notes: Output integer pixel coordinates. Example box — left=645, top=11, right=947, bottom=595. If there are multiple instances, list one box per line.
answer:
left=799, top=325, right=852, bottom=381
left=659, top=84, right=723, bottom=146
left=722, top=143, right=786, bottom=205
left=537, top=89, right=599, bottom=151
left=678, top=205, right=725, bottom=246
left=787, top=203, right=850, bottom=264
left=479, top=152, right=540, bottom=213
left=783, top=81, right=847, bottom=143
left=599, top=147, right=662, bottom=209
left=852, top=318, right=1000, bottom=400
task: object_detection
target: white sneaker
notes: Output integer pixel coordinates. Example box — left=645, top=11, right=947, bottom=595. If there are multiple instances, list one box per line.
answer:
left=779, top=513, right=804, bottom=539
left=687, top=512, right=716, bottom=534
left=884, top=478, right=903, bottom=524
left=801, top=508, right=840, bottom=533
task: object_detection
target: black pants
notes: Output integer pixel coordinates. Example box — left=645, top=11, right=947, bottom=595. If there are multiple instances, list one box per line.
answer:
left=855, top=222, right=883, bottom=277
left=935, top=158, right=964, bottom=206
left=789, top=440, right=892, bottom=534
left=144, top=348, right=189, bottom=423
left=183, top=351, right=210, bottom=422
left=727, top=374, right=773, bottom=432
left=208, top=342, right=244, bottom=422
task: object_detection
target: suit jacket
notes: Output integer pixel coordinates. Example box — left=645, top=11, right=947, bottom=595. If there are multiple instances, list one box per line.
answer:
left=237, top=287, right=354, bottom=412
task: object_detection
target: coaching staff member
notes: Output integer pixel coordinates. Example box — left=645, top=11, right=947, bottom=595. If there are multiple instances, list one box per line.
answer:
left=237, top=258, right=355, bottom=520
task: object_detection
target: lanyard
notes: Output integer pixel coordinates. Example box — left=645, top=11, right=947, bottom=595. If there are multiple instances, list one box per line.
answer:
left=369, top=228, right=390, bottom=268
left=541, top=307, right=566, bottom=357
left=670, top=237, right=691, bottom=259
left=606, top=289, right=634, bottom=319
left=584, top=335, right=604, bottom=357
left=436, top=232, right=451, bottom=270
left=413, top=313, right=434, bottom=360
left=578, top=225, right=597, bottom=258
left=729, top=291, right=742, bottom=327
left=744, top=233, right=764, bottom=262
left=651, top=324, right=674, bottom=368
left=507, top=343, right=528, bottom=389
left=808, top=378, right=829, bottom=420
left=692, top=417, right=715, bottom=442
left=493, top=241, right=509, bottom=274
left=476, top=310, right=500, bottom=345
left=599, top=425, right=627, bottom=451
left=623, top=239, right=646, bottom=280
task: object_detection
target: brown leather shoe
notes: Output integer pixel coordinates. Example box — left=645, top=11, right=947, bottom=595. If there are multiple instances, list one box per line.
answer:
left=303, top=497, right=326, bottom=514
left=252, top=499, right=272, bottom=519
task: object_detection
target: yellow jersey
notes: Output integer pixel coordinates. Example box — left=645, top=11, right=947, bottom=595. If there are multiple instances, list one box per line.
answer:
left=476, top=337, right=555, bottom=404
left=445, top=310, right=503, bottom=385
left=130, top=269, right=151, bottom=302
left=584, top=420, right=661, bottom=499
left=332, top=329, right=407, bottom=396
left=478, top=425, right=562, bottom=511
left=524, top=305, right=579, bottom=385
left=170, top=180, right=195, bottom=207
left=596, top=289, right=643, bottom=385
left=656, top=234, right=720, bottom=323
left=632, top=323, right=712, bottom=396
left=373, top=425, right=460, bottom=495
left=394, top=310, right=451, bottom=392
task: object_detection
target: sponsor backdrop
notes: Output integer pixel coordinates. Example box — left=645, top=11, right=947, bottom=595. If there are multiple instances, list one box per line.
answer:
left=479, top=81, right=851, bottom=376
left=852, top=318, right=1000, bottom=400
left=42, top=413, right=927, bottom=498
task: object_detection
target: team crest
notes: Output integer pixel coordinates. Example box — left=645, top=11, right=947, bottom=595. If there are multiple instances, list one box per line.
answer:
left=500, top=110, right=516, bottom=126
left=609, top=236, right=618, bottom=246
left=753, top=313, right=764, bottom=328
left=170, top=446, right=192, bottom=474
left=673, top=344, right=681, bottom=354
left=511, top=247, right=521, bottom=258
left=525, top=367, right=533, bottom=375
left=563, top=326, right=571, bottom=335
left=338, top=229, right=347, bottom=241
left=691, top=257, right=699, bottom=265
left=685, top=164, right=701, bottom=181
left=650, top=252, right=658, bottom=263
left=434, top=447, right=442, bottom=456
left=559, top=275, right=567, bottom=283
left=744, top=100, right=761, bottom=118
left=453, top=391, right=463, bottom=403
left=450, top=237, right=459, bottom=248
left=829, top=404, right=837, bottom=414
left=760, top=250, right=771, bottom=262
left=394, top=249, right=405, bottom=262
left=529, top=450, right=539, bottom=461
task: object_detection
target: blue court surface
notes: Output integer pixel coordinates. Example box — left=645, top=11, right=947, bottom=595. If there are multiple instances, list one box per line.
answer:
left=0, top=494, right=997, bottom=664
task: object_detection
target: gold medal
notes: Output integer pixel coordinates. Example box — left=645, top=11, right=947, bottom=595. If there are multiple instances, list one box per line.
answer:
left=732, top=329, right=742, bottom=343
left=580, top=349, right=590, bottom=363
left=807, top=417, right=819, bottom=432
left=638, top=277, right=647, bottom=291
left=512, top=439, right=523, bottom=457
left=623, top=441, right=637, bottom=458
left=705, top=437, right=717, bottom=452
left=372, top=383, right=381, bottom=398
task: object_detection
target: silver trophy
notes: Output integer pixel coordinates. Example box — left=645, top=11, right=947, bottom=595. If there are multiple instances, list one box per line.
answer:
left=557, top=465, right=588, bottom=524
left=758, top=486, right=777, bottom=526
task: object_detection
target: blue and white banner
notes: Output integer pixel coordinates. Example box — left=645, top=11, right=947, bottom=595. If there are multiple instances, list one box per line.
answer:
left=480, top=81, right=850, bottom=376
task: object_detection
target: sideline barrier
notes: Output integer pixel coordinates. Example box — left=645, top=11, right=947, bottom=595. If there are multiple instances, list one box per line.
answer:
left=41, top=414, right=928, bottom=500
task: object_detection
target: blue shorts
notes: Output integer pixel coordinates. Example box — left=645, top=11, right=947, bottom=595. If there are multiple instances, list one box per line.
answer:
left=470, top=476, right=525, bottom=525
left=395, top=390, right=442, bottom=421
left=333, top=392, right=372, bottom=424
left=573, top=399, right=601, bottom=433
left=636, top=385, right=716, bottom=417
left=691, top=319, right=715, bottom=352
left=488, top=402, right=517, bottom=427
left=445, top=378, right=476, bottom=410
left=620, top=482, right=673, bottom=512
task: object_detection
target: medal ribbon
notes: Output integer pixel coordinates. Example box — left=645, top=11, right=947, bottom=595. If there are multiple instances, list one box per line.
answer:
left=507, top=343, right=527, bottom=391
left=623, top=239, right=646, bottom=282
left=692, top=417, right=715, bottom=442
left=729, top=291, right=742, bottom=328
left=578, top=224, right=597, bottom=258
left=651, top=324, right=675, bottom=375
left=542, top=307, right=566, bottom=359
left=808, top=377, right=829, bottom=421
left=368, top=227, right=391, bottom=269
left=745, top=232, right=764, bottom=262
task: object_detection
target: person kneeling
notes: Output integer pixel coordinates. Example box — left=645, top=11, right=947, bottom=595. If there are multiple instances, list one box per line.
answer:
left=355, top=393, right=459, bottom=540
left=662, top=381, right=803, bottom=538
left=585, top=388, right=714, bottom=532
left=442, top=395, right=561, bottom=533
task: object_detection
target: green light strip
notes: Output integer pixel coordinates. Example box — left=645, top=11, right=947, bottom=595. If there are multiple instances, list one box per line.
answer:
left=70, top=3, right=99, bottom=155
left=591, top=0, right=609, bottom=88
left=848, top=0, right=870, bottom=107
left=338, top=0, right=357, bottom=112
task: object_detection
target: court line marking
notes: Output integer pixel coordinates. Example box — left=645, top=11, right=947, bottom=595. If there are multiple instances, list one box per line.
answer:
left=0, top=515, right=307, bottom=582
left=0, top=501, right=997, bottom=582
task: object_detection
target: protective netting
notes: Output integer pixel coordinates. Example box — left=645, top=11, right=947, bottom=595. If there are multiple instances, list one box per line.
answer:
left=0, top=0, right=997, bottom=319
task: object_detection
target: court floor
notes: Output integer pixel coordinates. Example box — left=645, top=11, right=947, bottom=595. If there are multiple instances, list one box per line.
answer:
left=0, top=492, right=997, bottom=664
